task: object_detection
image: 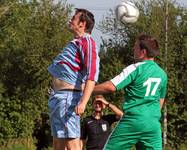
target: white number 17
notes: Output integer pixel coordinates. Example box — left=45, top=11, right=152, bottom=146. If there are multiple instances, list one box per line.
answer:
left=143, top=78, right=161, bottom=96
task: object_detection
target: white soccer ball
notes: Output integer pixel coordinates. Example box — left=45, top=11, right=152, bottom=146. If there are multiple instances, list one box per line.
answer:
left=115, top=1, right=139, bottom=23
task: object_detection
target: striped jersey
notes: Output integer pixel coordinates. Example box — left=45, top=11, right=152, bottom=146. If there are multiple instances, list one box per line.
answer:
left=48, top=34, right=100, bottom=88
left=111, top=60, right=167, bottom=118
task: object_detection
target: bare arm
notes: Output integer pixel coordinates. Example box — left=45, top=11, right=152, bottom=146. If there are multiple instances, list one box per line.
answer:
left=96, top=97, right=123, bottom=118
left=93, top=81, right=116, bottom=94
left=160, top=98, right=165, bottom=109
left=107, top=103, right=123, bottom=118
left=75, top=80, right=95, bottom=115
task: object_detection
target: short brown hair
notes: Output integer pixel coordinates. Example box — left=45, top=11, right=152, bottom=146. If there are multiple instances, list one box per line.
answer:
left=75, top=8, right=95, bottom=34
left=137, top=34, right=160, bottom=57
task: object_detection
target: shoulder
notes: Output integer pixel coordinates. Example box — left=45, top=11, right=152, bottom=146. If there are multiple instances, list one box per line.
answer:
left=82, top=116, right=93, bottom=123
left=160, top=69, right=168, bottom=81
left=126, top=62, right=145, bottom=71
left=153, top=62, right=168, bottom=78
left=81, top=35, right=96, bottom=47
left=69, top=39, right=81, bottom=49
left=120, top=62, right=145, bottom=76
left=102, top=114, right=116, bottom=120
left=102, top=114, right=118, bottom=125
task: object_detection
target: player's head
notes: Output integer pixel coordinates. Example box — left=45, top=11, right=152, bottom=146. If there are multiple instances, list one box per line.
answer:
left=69, top=8, right=95, bottom=34
left=133, top=34, right=159, bottom=62
left=92, top=95, right=105, bottom=112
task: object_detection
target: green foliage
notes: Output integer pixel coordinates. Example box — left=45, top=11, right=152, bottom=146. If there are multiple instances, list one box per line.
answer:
left=98, top=0, right=187, bottom=149
left=0, top=0, right=72, bottom=145
left=0, top=138, right=36, bottom=150
left=1, top=144, right=32, bottom=150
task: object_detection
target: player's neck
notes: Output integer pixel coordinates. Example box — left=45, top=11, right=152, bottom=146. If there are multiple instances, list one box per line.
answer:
left=144, top=57, right=154, bottom=61
left=136, top=57, right=154, bottom=62
left=93, top=111, right=102, bottom=119
left=74, top=31, right=88, bottom=38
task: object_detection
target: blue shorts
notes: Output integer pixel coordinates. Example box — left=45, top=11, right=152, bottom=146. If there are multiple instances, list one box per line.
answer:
left=48, top=90, right=82, bottom=138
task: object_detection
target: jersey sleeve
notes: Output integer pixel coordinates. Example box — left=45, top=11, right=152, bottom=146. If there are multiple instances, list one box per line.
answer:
left=111, top=63, right=142, bottom=90
left=81, top=37, right=100, bottom=82
left=160, top=73, right=168, bottom=98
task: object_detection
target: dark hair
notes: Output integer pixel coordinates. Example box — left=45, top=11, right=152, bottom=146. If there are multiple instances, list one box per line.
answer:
left=75, top=8, right=95, bottom=34
left=137, top=34, right=160, bottom=57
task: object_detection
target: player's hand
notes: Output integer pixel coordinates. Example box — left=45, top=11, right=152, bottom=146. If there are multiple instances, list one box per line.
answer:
left=95, top=97, right=109, bottom=108
left=75, top=101, right=86, bottom=116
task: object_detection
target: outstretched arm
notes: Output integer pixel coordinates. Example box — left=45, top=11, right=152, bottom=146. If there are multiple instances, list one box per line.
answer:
left=93, top=81, right=116, bottom=95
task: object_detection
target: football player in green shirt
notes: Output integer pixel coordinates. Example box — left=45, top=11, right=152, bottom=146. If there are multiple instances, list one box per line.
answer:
left=93, top=34, right=168, bottom=150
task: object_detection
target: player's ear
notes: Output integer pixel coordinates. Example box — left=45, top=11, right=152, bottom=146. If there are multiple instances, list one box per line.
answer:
left=142, top=49, right=146, bottom=54
left=79, top=21, right=86, bottom=27
left=79, top=21, right=86, bottom=28
left=142, top=49, right=147, bottom=57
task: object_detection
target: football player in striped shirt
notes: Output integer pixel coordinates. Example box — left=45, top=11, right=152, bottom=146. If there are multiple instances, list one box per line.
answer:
left=48, top=8, right=100, bottom=150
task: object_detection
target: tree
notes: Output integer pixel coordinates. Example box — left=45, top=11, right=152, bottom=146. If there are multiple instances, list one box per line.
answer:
left=0, top=0, right=73, bottom=146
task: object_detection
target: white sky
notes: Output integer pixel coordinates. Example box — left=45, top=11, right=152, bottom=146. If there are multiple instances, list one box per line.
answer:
left=64, top=0, right=187, bottom=49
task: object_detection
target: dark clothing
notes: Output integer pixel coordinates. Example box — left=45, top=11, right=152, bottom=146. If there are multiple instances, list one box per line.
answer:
left=81, top=114, right=118, bottom=150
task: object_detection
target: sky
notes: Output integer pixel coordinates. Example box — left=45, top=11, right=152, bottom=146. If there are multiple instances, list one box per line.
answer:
left=64, top=0, right=187, bottom=49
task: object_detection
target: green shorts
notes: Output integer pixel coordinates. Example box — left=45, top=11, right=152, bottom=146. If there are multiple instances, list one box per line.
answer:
left=104, top=116, right=162, bottom=150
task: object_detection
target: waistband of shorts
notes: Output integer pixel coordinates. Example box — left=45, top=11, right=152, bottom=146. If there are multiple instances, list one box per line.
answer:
left=48, top=87, right=82, bottom=95
left=58, top=89, right=82, bottom=92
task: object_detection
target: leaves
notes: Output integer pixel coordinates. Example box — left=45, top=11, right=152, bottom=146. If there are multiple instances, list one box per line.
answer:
left=0, top=0, right=72, bottom=141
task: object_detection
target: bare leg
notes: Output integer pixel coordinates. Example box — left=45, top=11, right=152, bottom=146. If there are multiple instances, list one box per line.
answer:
left=66, top=138, right=81, bottom=150
left=53, top=137, right=81, bottom=150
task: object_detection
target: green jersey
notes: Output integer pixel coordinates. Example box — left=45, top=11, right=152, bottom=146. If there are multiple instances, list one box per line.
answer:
left=111, top=60, right=167, bottom=119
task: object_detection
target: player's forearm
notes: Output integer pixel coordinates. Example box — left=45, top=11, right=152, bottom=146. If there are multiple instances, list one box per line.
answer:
left=80, top=80, right=95, bottom=105
left=160, top=98, right=165, bottom=109
left=93, top=81, right=116, bottom=94
left=108, top=103, right=123, bottom=117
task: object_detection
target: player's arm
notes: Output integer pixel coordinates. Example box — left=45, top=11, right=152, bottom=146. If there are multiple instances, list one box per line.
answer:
left=96, top=97, right=123, bottom=118
left=107, top=102, right=123, bottom=118
left=93, top=81, right=116, bottom=94
left=160, top=74, right=168, bottom=110
left=160, top=98, right=165, bottom=109
left=75, top=80, right=95, bottom=115
left=75, top=37, right=99, bottom=115
left=94, top=64, right=138, bottom=95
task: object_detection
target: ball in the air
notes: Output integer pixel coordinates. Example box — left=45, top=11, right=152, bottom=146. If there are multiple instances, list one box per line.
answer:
left=115, top=1, right=139, bottom=23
